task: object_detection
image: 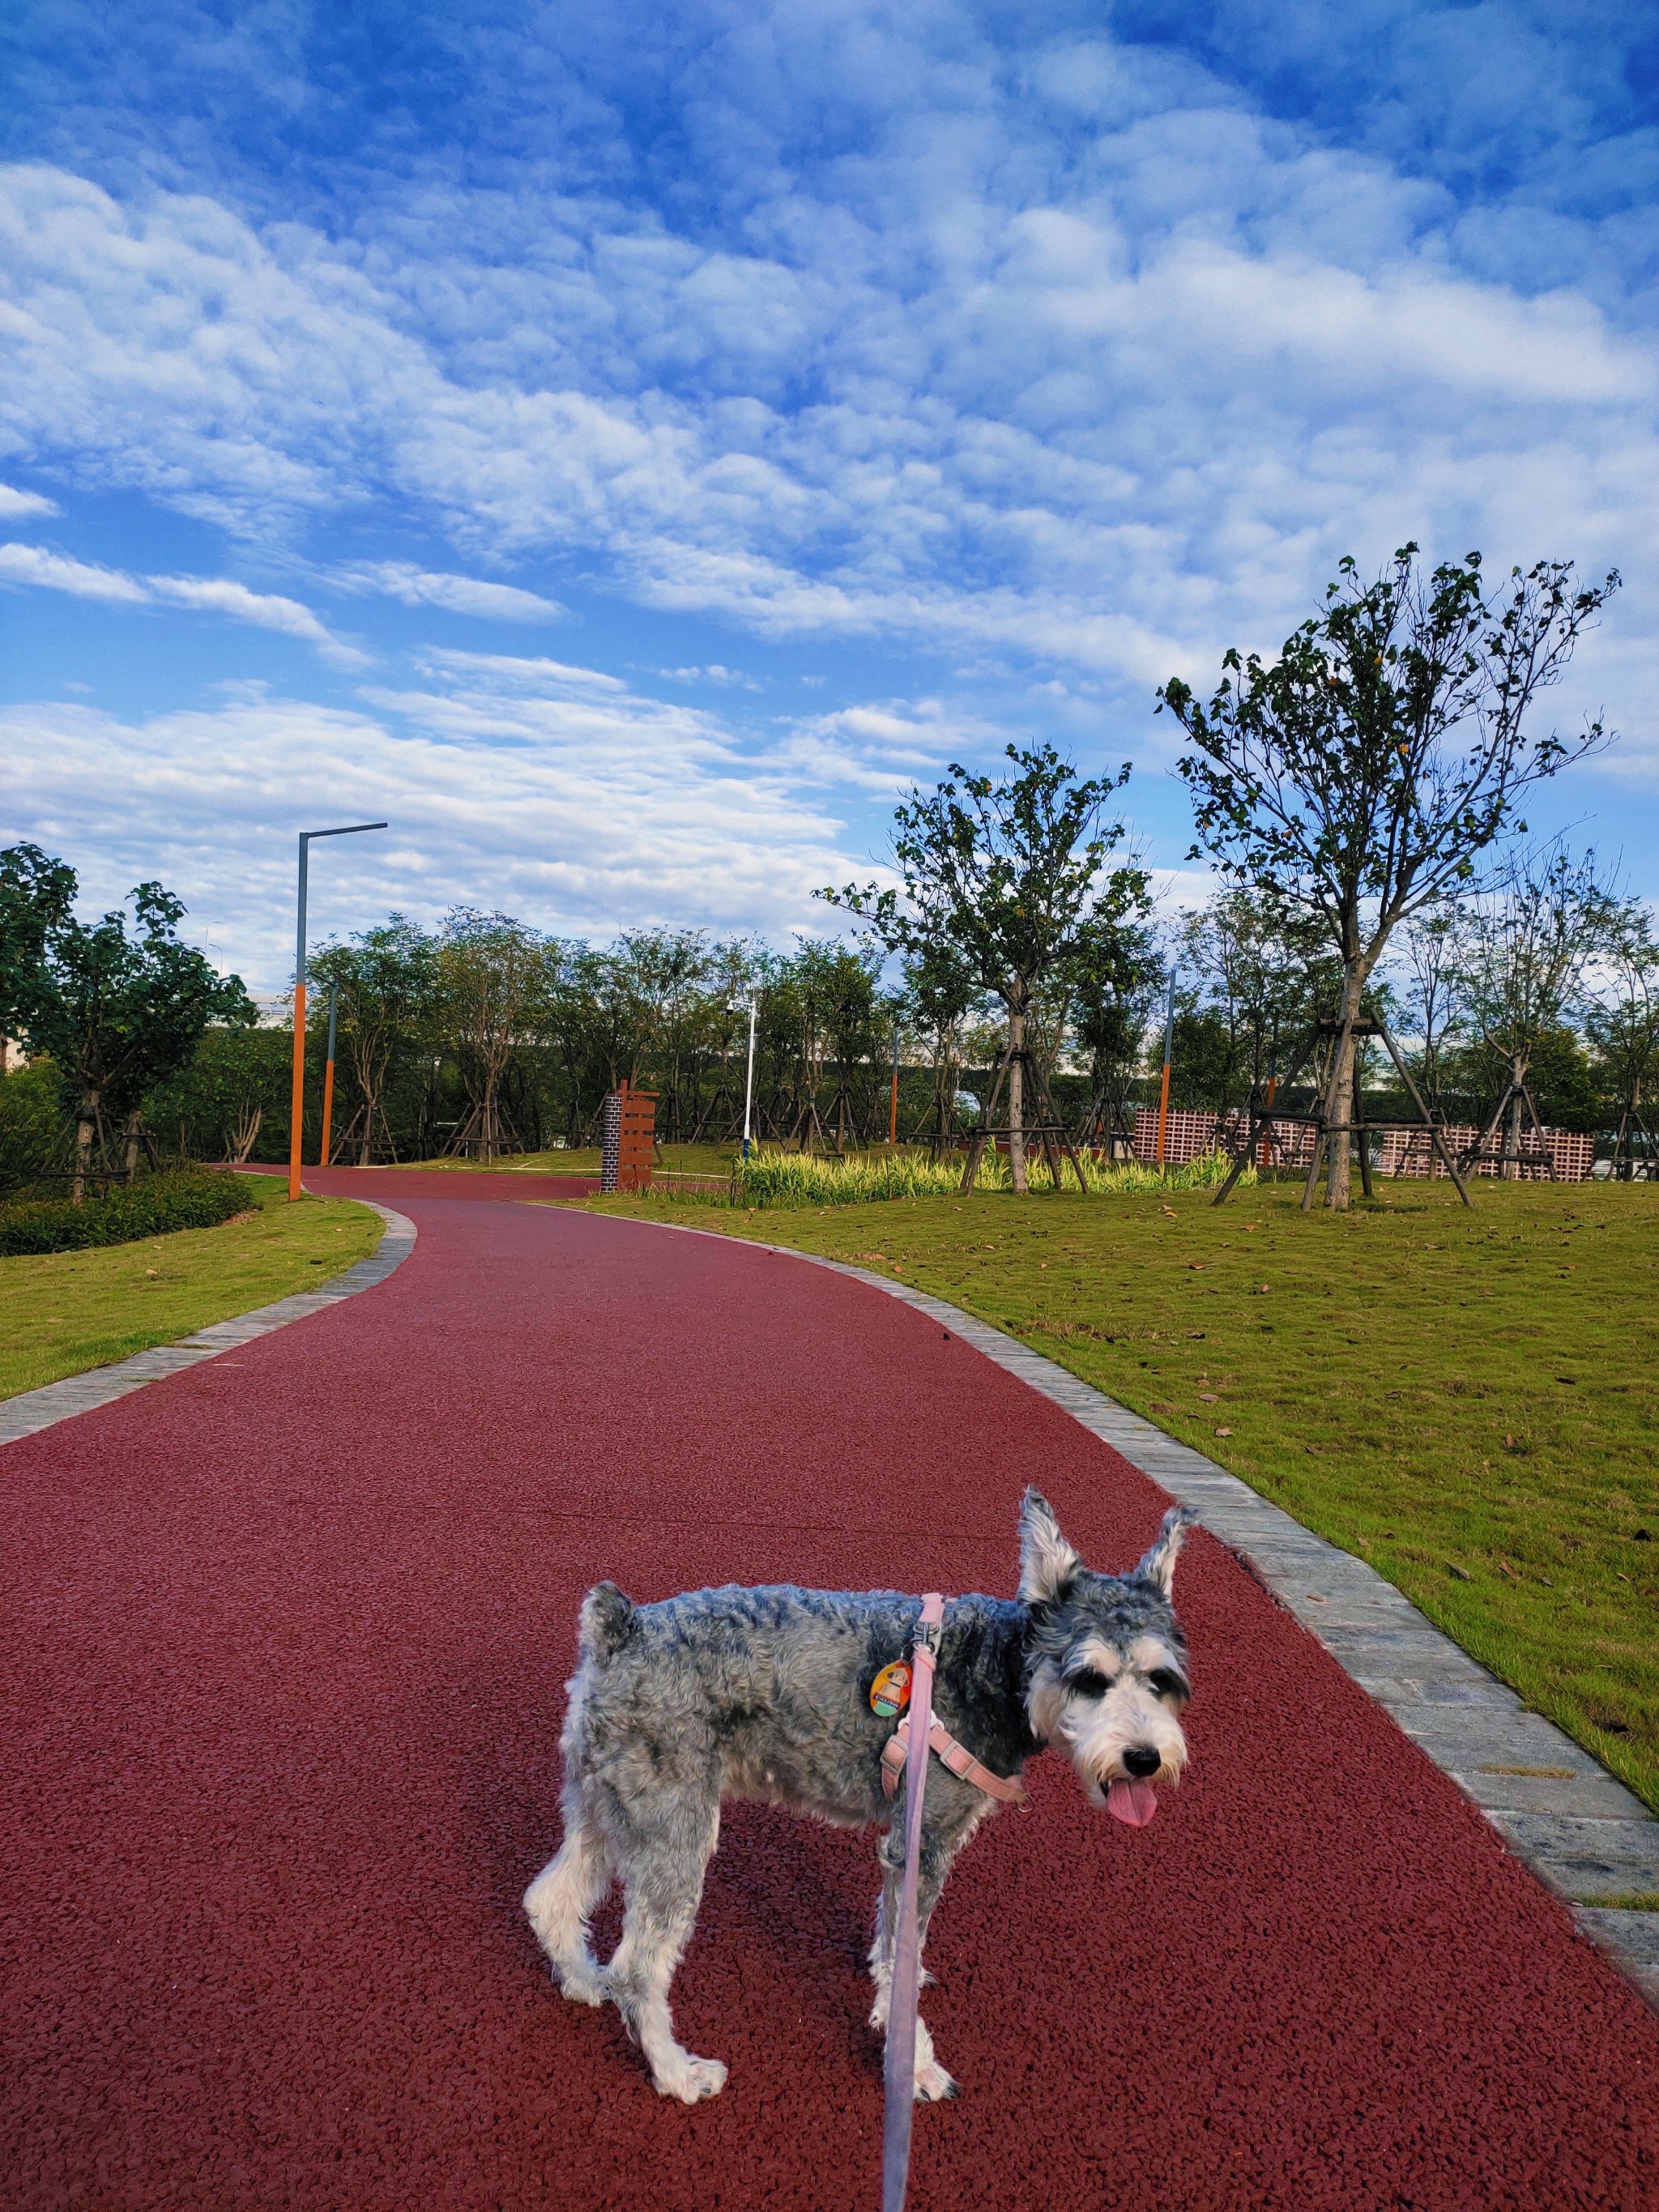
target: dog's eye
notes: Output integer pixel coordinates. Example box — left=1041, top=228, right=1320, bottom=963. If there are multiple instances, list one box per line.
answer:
left=1064, top=1668, right=1111, bottom=1699
left=1146, top=1669, right=1189, bottom=1702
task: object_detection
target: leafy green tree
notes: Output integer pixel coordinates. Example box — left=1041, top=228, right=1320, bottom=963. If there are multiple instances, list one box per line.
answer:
left=822, top=744, right=1147, bottom=1190
left=437, top=909, right=549, bottom=1161
left=1071, top=918, right=1162, bottom=1139
left=0, top=844, right=77, bottom=1054
left=1175, top=892, right=1339, bottom=1112
left=145, top=1024, right=292, bottom=1162
left=0, top=847, right=254, bottom=1197
left=1451, top=844, right=1616, bottom=1170
left=1159, top=547, right=1618, bottom=1208
left=0, top=1059, right=66, bottom=1196
left=1586, top=904, right=1659, bottom=1171
left=902, top=941, right=985, bottom=1148
left=312, top=918, right=439, bottom=1164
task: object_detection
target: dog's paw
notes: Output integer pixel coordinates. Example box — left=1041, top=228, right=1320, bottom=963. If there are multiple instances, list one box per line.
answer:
left=655, top=2053, right=727, bottom=2103
left=915, top=2057, right=960, bottom=2102
left=552, top=1959, right=605, bottom=2008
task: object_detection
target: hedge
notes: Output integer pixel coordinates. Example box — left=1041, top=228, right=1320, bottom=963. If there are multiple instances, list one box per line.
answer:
left=0, top=1170, right=254, bottom=1257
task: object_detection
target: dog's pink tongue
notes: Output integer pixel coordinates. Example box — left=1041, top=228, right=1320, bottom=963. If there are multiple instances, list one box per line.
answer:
left=1106, top=1779, right=1158, bottom=1827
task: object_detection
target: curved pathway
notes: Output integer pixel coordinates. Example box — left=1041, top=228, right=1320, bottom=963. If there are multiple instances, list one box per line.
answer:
left=4, top=1178, right=1657, bottom=2210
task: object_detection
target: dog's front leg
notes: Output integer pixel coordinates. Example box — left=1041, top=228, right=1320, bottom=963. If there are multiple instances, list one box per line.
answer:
left=868, top=1824, right=959, bottom=2102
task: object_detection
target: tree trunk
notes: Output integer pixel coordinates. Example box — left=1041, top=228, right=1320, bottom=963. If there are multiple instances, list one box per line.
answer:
left=1503, top=1055, right=1528, bottom=1179
left=1008, top=1004, right=1028, bottom=1194
left=1322, top=962, right=1367, bottom=1212
left=481, top=1075, right=498, bottom=1164
left=73, top=1086, right=97, bottom=1206
left=123, top=1109, right=141, bottom=1187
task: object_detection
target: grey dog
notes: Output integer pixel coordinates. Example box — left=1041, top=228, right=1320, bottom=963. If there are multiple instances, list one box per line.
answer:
left=524, top=1488, right=1196, bottom=2103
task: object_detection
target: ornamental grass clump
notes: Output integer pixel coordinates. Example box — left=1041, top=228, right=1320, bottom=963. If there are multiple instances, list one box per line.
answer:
left=719, top=1147, right=1249, bottom=1209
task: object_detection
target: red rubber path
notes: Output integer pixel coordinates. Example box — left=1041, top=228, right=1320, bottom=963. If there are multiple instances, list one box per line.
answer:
left=4, top=1178, right=1657, bottom=2210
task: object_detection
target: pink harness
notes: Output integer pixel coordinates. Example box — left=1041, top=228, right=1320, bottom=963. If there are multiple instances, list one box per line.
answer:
left=880, top=1595, right=1023, bottom=2212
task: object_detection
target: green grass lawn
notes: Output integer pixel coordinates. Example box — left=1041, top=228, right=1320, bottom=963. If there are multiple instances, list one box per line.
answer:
left=400, top=1140, right=740, bottom=1177
left=586, top=1174, right=1659, bottom=1813
left=0, top=1173, right=384, bottom=1401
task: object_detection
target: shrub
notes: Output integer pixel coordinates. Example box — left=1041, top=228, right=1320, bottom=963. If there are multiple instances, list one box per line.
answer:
left=0, top=1170, right=254, bottom=1256
left=702, top=1146, right=1252, bottom=1210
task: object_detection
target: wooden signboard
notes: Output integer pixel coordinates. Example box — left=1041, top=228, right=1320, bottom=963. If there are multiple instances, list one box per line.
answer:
left=600, top=1081, right=658, bottom=1193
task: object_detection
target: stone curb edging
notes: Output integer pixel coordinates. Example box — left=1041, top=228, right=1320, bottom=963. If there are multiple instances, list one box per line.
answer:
left=0, top=1204, right=417, bottom=1449
left=608, top=1212, right=1659, bottom=2013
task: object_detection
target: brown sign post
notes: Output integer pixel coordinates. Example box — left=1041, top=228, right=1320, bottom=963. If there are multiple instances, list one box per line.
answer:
left=599, top=1080, right=658, bottom=1193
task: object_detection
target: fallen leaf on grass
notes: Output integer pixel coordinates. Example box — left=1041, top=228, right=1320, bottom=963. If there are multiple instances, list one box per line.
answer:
left=1448, top=1562, right=1473, bottom=1581
left=1214, top=1426, right=1233, bottom=1437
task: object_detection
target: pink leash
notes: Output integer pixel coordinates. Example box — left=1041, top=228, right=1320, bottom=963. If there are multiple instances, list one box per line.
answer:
left=881, top=1592, right=943, bottom=2212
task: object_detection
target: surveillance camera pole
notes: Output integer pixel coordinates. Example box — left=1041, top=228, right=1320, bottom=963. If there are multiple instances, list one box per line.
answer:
left=288, top=823, right=387, bottom=1202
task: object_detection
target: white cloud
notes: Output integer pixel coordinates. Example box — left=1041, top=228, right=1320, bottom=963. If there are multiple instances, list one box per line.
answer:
left=0, top=660, right=878, bottom=989
left=148, top=574, right=369, bottom=666
left=341, top=561, right=566, bottom=622
left=659, top=663, right=760, bottom=688
left=0, top=539, right=147, bottom=601
left=0, top=534, right=366, bottom=661
left=0, top=482, right=58, bottom=518
left=4, top=150, right=1657, bottom=712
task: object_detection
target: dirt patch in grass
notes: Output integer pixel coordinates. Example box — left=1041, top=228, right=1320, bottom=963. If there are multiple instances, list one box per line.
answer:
left=0, top=1173, right=384, bottom=1400
left=587, top=1174, right=1659, bottom=1813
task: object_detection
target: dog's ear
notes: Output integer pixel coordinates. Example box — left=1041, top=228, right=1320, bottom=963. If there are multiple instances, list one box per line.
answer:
left=1133, top=1505, right=1197, bottom=1599
left=1018, top=1488, right=1081, bottom=1604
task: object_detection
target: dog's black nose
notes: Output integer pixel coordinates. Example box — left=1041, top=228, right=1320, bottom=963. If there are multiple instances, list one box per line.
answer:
left=1123, top=1745, right=1160, bottom=1778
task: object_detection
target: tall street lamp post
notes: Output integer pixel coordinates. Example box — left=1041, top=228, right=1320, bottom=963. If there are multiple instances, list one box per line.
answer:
left=288, top=823, right=387, bottom=1202
left=741, top=997, right=757, bottom=1161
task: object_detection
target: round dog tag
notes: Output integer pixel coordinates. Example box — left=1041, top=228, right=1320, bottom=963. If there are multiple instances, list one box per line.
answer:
left=870, top=1661, right=912, bottom=1719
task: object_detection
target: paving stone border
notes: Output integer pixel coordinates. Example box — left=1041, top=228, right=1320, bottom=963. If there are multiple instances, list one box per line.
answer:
left=0, top=1204, right=416, bottom=1449
left=624, top=1216, right=1659, bottom=2013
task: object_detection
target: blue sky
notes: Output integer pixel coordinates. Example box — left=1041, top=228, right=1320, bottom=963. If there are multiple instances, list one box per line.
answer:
left=2, top=0, right=1655, bottom=992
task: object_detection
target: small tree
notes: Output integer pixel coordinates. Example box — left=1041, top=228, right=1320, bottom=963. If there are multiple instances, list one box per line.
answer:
left=312, top=918, right=439, bottom=1164
left=1453, top=844, right=1615, bottom=1174
left=821, top=744, right=1146, bottom=1191
left=1392, top=905, right=1461, bottom=1116
left=0, top=846, right=254, bottom=1198
left=1070, top=917, right=1162, bottom=1149
left=437, top=909, right=548, bottom=1162
left=1159, top=547, right=1618, bottom=1208
left=902, top=942, right=984, bottom=1150
left=1175, top=893, right=1340, bottom=1113
left=1586, top=904, right=1659, bottom=1174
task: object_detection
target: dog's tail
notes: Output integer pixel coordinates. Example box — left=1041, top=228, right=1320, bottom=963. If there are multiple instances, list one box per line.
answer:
left=578, top=1580, right=638, bottom=1662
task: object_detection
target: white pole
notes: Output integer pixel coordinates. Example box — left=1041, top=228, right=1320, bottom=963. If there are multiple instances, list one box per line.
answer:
left=742, top=997, right=757, bottom=1160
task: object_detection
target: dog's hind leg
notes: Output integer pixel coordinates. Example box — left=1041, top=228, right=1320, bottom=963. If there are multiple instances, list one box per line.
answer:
left=523, top=1779, right=612, bottom=2007
left=603, top=1801, right=725, bottom=2103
